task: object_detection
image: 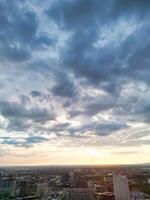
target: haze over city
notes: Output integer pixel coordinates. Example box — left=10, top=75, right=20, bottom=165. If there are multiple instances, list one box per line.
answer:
left=0, top=0, right=150, bottom=166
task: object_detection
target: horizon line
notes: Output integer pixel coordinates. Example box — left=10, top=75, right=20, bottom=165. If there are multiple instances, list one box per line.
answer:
left=0, top=162, right=150, bottom=168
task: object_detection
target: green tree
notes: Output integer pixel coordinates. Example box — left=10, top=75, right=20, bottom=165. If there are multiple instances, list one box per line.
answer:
left=0, top=191, right=10, bottom=200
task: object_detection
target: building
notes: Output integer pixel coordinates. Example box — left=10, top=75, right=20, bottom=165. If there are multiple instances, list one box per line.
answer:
left=113, top=175, right=130, bottom=200
left=19, top=180, right=37, bottom=197
left=87, top=181, right=94, bottom=188
left=61, top=173, right=70, bottom=187
left=71, top=171, right=80, bottom=188
left=100, top=192, right=115, bottom=200
left=19, top=181, right=30, bottom=197
left=130, top=191, right=145, bottom=200
left=0, top=174, right=16, bottom=195
left=37, top=183, right=48, bottom=200
left=63, top=188, right=95, bottom=200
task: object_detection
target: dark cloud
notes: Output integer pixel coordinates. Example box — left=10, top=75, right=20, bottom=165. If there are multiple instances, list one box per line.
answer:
left=68, top=121, right=127, bottom=137
left=25, top=136, right=48, bottom=145
left=51, top=72, right=78, bottom=98
left=47, top=0, right=113, bottom=30
left=113, top=0, right=150, bottom=17
left=47, top=0, right=122, bottom=94
left=30, top=90, right=41, bottom=97
left=0, top=0, right=56, bottom=63
left=0, top=99, right=55, bottom=127
left=20, top=95, right=30, bottom=105
left=1, top=46, right=31, bottom=63
left=113, top=93, right=150, bottom=124
left=60, top=30, right=128, bottom=93
left=47, top=0, right=150, bottom=31
left=47, top=122, right=71, bottom=133
left=34, top=119, right=126, bottom=137
left=47, top=0, right=150, bottom=97
left=69, top=95, right=115, bottom=117
left=0, top=136, right=48, bottom=148
left=30, top=90, right=52, bottom=104
left=6, top=119, right=31, bottom=132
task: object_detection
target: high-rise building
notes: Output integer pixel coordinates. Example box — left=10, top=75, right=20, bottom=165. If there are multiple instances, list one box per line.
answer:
left=113, top=175, right=130, bottom=200
left=62, top=173, right=70, bottom=187
left=19, top=180, right=37, bottom=197
left=37, top=183, right=48, bottom=200
left=19, top=180, right=30, bottom=197
left=0, top=174, right=16, bottom=195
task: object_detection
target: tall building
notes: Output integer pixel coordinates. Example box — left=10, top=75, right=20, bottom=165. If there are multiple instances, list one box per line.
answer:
left=37, top=183, right=48, bottom=200
left=19, top=180, right=30, bottom=197
left=62, top=173, right=70, bottom=187
left=0, top=174, right=16, bottom=195
left=19, top=180, right=37, bottom=197
left=113, top=175, right=130, bottom=200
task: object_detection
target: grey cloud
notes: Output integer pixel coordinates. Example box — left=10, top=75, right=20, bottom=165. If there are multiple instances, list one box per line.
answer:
left=119, top=139, right=150, bottom=147
left=47, top=0, right=113, bottom=30
left=30, top=90, right=41, bottom=97
left=25, top=136, right=48, bottom=145
left=6, top=119, right=31, bottom=132
left=51, top=72, right=78, bottom=98
left=47, top=0, right=150, bottom=32
left=30, top=90, right=52, bottom=104
left=113, top=0, right=150, bottom=17
left=0, top=99, right=55, bottom=126
left=33, top=122, right=71, bottom=136
left=47, top=0, right=150, bottom=97
left=69, top=94, right=115, bottom=117
left=1, top=46, right=31, bottom=63
left=20, top=95, right=30, bottom=105
left=1, top=136, right=48, bottom=148
left=47, top=122, right=71, bottom=133
left=68, top=121, right=127, bottom=137
left=0, top=0, right=56, bottom=63
left=114, top=92, right=150, bottom=124
left=34, top=119, right=126, bottom=137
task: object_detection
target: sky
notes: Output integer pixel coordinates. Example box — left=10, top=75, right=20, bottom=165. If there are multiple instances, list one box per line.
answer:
left=0, top=0, right=150, bottom=166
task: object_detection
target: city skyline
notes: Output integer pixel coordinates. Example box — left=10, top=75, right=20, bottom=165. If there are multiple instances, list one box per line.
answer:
left=0, top=0, right=150, bottom=165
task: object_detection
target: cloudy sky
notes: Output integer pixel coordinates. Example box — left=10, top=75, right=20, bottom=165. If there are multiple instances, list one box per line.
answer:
left=0, top=0, right=150, bottom=166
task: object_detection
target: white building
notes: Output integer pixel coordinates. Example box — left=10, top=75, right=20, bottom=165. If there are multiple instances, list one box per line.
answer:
left=37, top=183, right=48, bottom=200
left=113, top=175, right=130, bottom=200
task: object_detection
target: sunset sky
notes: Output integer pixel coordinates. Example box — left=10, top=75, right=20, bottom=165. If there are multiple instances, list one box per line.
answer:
left=0, top=0, right=150, bottom=165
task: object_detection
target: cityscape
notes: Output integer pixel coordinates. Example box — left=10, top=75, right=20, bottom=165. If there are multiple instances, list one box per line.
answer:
left=0, top=0, right=150, bottom=199
left=0, top=165, right=150, bottom=200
